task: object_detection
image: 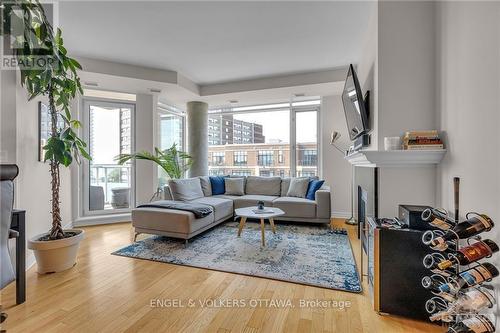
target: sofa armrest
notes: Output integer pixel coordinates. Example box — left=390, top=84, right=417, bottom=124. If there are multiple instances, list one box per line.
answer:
left=315, top=185, right=331, bottom=219
left=163, top=185, right=173, bottom=200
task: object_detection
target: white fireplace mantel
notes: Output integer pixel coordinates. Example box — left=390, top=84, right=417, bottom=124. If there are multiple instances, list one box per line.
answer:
left=345, top=149, right=446, bottom=167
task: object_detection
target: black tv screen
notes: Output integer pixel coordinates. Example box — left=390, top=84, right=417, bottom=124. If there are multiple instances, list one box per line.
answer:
left=342, top=64, right=369, bottom=140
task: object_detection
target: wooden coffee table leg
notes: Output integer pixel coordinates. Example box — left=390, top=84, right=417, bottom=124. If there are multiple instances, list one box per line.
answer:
left=269, top=218, right=276, bottom=234
left=238, top=217, right=247, bottom=237
left=260, top=218, right=265, bottom=246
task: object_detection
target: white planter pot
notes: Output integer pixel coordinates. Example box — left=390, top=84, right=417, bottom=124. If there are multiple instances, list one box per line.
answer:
left=28, top=229, right=85, bottom=274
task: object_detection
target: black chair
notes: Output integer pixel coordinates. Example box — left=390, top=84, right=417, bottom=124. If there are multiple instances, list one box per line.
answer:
left=0, top=164, right=19, bottom=325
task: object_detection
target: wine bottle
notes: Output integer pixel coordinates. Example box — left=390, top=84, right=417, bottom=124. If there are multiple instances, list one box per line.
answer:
left=426, top=297, right=454, bottom=322
left=441, top=287, right=495, bottom=316
left=423, top=253, right=456, bottom=277
left=422, top=275, right=449, bottom=293
left=438, top=263, right=499, bottom=294
left=425, top=297, right=449, bottom=314
left=429, top=214, right=494, bottom=251
left=447, top=315, right=495, bottom=333
left=422, top=230, right=456, bottom=251
left=422, top=208, right=455, bottom=230
left=438, top=240, right=499, bottom=270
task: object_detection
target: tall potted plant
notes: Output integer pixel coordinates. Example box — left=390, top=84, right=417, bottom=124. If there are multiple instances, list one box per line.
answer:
left=1, top=0, right=91, bottom=273
left=116, top=143, right=192, bottom=200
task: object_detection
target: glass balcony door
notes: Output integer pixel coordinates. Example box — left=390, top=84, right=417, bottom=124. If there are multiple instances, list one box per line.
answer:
left=82, top=99, right=135, bottom=215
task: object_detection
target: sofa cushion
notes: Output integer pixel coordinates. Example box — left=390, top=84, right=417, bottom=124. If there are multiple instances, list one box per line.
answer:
left=212, top=194, right=241, bottom=201
left=190, top=197, right=233, bottom=221
left=245, top=176, right=281, bottom=196
left=287, top=177, right=310, bottom=198
left=132, top=208, right=214, bottom=234
left=273, top=197, right=316, bottom=218
left=306, top=179, right=325, bottom=200
left=199, top=176, right=212, bottom=197
left=168, top=178, right=204, bottom=201
left=233, top=195, right=278, bottom=209
left=210, top=176, right=226, bottom=195
left=225, top=178, right=245, bottom=196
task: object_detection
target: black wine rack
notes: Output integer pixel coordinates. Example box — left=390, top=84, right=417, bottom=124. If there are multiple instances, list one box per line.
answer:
left=421, top=210, right=498, bottom=332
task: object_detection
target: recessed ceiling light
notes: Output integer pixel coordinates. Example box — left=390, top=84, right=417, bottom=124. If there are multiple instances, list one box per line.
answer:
left=84, top=82, right=98, bottom=87
left=294, top=93, right=305, bottom=97
left=229, top=100, right=238, bottom=104
left=150, top=88, right=161, bottom=93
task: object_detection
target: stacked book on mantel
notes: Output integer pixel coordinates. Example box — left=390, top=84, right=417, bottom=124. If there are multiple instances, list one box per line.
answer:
left=403, top=130, right=444, bottom=150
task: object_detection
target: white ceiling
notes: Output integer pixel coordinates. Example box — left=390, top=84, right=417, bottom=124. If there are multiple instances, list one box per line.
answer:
left=60, top=1, right=375, bottom=85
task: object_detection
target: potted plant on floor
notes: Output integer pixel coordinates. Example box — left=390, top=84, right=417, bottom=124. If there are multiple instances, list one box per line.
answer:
left=1, top=1, right=91, bottom=273
left=115, top=143, right=192, bottom=200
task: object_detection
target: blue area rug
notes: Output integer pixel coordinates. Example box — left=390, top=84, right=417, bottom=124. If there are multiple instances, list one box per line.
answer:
left=112, top=222, right=361, bottom=293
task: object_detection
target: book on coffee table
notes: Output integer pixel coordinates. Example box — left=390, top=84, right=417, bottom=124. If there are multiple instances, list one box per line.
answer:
left=252, top=209, right=274, bottom=214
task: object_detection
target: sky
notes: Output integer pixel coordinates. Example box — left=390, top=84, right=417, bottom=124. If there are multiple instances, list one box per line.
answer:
left=234, top=110, right=317, bottom=143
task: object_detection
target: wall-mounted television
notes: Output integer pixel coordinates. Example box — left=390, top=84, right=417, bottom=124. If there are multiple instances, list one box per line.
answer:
left=342, top=64, right=370, bottom=141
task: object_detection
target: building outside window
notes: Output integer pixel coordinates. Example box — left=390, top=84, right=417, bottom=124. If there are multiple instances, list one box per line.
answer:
left=259, top=170, right=273, bottom=176
left=258, top=150, right=274, bottom=166
left=232, top=170, right=251, bottom=176
left=278, top=150, right=284, bottom=164
left=300, top=149, right=317, bottom=166
left=212, top=152, right=225, bottom=165
left=298, top=171, right=317, bottom=177
left=233, top=151, right=247, bottom=166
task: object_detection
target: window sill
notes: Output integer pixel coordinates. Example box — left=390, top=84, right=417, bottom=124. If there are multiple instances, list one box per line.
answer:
left=73, top=213, right=131, bottom=227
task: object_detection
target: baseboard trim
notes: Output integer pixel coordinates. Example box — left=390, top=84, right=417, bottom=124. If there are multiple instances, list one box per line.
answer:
left=331, top=211, right=353, bottom=219
left=73, top=213, right=131, bottom=227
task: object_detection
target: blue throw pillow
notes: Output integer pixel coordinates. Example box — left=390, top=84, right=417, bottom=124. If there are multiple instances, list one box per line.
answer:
left=306, top=179, right=325, bottom=200
left=210, top=176, right=226, bottom=195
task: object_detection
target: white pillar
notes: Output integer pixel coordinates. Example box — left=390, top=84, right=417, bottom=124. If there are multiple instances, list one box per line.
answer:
left=186, top=101, right=208, bottom=177
left=135, top=94, right=156, bottom=204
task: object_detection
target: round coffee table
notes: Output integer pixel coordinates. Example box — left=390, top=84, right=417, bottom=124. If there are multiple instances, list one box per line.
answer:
left=235, top=206, right=285, bottom=246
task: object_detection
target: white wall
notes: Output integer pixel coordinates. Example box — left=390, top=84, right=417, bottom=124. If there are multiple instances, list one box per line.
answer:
left=436, top=1, right=500, bottom=263
left=356, top=4, right=378, bottom=151
left=321, top=95, right=351, bottom=217
left=0, top=74, right=73, bottom=268
left=377, top=1, right=437, bottom=146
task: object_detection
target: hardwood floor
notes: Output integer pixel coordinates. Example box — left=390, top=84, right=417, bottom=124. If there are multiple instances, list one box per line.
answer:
left=1, top=219, right=445, bottom=333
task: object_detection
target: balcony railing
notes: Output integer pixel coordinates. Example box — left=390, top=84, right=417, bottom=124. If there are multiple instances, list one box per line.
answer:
left=90, top=164, right=131, bottom=207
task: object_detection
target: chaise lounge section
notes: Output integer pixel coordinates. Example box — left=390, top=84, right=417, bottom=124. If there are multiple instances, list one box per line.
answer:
left=132, top=176, right=331, bottom=241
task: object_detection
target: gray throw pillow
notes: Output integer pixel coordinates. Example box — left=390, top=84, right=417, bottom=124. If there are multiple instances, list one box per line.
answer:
left=198, top=176, right=212, bottom=197
left=168, top=178, right=204, bottom=201
left=225, top=178, right=245, bottom=196
left=280, top=178, right=291, bottom=196
left=286, top=177, right=310, bottom=198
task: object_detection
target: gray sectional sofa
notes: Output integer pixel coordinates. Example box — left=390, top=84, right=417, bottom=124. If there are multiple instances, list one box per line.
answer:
left=132, top=176, right=331, bottom=241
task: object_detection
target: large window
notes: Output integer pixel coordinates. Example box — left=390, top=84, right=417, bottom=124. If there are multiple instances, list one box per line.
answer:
left=207, top=99, right=319, bottom=177
left=208, top=108, right=290, bottom=177
left=157, top=104, right=185, bottom=187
